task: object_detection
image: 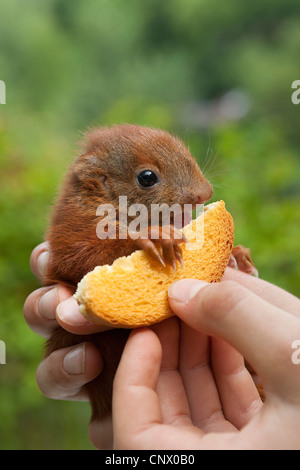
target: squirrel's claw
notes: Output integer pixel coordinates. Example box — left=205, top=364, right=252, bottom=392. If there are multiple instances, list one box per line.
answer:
left=230, top=245, right=259, bottom=277
left=133, top=225, right=186, bottom=271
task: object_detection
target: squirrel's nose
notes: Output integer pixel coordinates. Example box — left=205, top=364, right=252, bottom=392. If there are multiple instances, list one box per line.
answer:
left=195, top=194, right=205, bottom=204
left=195, top=186, right=213, bottom=205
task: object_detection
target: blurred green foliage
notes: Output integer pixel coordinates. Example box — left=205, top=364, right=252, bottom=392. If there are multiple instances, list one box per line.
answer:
left=0, top=0, right=299, bottom=449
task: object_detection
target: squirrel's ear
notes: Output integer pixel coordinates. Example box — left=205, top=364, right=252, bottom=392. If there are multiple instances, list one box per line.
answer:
left=98, top=174, right=109, bottom=187
left=73, top=154, right=100, bottom=177
left=71, top=154, right=109, bottom=189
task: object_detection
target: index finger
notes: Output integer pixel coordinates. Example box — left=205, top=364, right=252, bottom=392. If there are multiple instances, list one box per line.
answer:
left=169, top=279, right=300, bottom=400
left=112, top=328, right=163, bottom=449
left=223, top=268, right=300, bottom=316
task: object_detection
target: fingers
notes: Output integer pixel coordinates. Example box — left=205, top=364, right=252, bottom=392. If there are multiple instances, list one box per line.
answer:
left=178, top=322, right=237, bottom=432
left=168, top=279, right=300, bottom=399
left=223, top=267, right=300, bottom=316
left=210, top=337, right=262, bottom=429
left=151, top=318, right=191, bottom=427
left=113, top=328, right=163, bottom=448
left=179, top=322, right=261, bottom=431
left=30, top=241, right=50, bottom=280
left=24, top=284, right=107, bottom=338
left=24, top=285, right=70, bottom=338
left=36, top=341, right=103, bottom=401
left=25, top=245, right=110, bottom=338
left=56, top=295, right=111, bottom=334
left=88, top=416, right=113, bottom=450
left=113, top=328, right=206, bottom=449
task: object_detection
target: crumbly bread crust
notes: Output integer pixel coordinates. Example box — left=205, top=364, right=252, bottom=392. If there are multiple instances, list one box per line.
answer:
left=74, top=200, right=234, bottom=328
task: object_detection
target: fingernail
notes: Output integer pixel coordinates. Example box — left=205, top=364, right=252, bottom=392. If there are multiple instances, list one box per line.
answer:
left=63, top=343, right=85, bottom=375
left=39, top=288, right=59, bottom=320
left=56, top=296, right=88, bottom=326
left=37, top=250, right=49, bottom=278
left=168, top=279, right=207, bottom=303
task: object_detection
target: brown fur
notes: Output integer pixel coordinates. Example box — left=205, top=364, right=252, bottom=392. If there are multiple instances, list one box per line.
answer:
left=44, top=124, right=215, bottom=421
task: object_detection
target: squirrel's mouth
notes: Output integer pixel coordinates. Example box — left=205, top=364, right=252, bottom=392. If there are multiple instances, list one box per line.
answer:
left=172, top=211, right=192, bottom=229
left=125, top=203, right=205, bottom=229
left=171, top=203, right=202, bottom=229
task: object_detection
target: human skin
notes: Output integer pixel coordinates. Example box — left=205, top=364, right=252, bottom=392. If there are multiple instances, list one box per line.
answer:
left=24, top=243, right=300, bottom=449
left=112, top=274, right=300, bottom=450
left=24, top=242, right=112, bottom=448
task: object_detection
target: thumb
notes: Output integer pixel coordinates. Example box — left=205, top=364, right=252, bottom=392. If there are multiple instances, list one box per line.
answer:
left=168, top=279, right=300, bottom=396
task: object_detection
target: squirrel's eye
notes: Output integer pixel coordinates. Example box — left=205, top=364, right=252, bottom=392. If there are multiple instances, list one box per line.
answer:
left=137, top=170, right=159, bottom=188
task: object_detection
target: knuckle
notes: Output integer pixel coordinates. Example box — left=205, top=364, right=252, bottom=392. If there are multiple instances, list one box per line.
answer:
left=23, top=288, right=44, bottom=325
left=30, top=242, right=49, bottom=278
left=218, top=280, right=241, bottom=297
left=36, top=351, right=73, bottom=400
left=23, top=292, right=36, bottom=322
left=197, top=280, right=243, bottom=323
left=35, top=359, right=58, bottom=398
left=23, top=287, right=59, bottom=338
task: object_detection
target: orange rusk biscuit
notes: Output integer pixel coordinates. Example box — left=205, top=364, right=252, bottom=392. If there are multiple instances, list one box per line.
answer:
left=74, top=200, right=234, bottom=328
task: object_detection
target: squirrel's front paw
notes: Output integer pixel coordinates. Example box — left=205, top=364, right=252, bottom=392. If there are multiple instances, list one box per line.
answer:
left=132, top=225, right=188, bottom=271
left=229, top=244, right=259, bottom=277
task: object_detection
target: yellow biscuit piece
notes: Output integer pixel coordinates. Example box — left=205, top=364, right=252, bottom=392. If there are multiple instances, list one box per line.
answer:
left=74, top=200, right=234, bottom=328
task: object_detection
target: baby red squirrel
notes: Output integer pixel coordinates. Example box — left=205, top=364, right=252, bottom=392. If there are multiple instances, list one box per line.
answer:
left=44, top=124, right=256, bottom=421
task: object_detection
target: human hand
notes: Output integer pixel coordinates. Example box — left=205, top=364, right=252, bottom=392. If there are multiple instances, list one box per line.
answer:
left=112, top=269, right=300, bottom=450
left=23, top=242, right=113, bottom=449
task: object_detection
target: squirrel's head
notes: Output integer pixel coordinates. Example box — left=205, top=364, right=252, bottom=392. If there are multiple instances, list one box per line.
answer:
left=71, top=124, right=213, bottom=226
